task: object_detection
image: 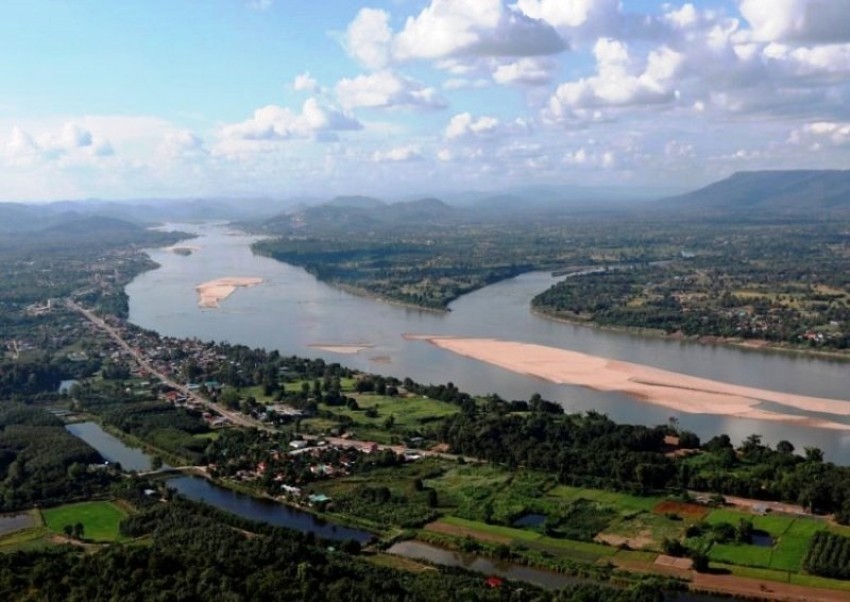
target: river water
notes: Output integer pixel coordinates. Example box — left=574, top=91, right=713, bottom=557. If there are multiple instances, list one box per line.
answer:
left=127, top=223, right=850, bottom=461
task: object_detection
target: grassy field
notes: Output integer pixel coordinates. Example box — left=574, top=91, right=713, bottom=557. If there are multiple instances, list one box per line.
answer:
left=42, top=501, right=128, bottom=542
left=546, top=485, right=662, bottom=512
left=327, top=394, right=459, bottom=428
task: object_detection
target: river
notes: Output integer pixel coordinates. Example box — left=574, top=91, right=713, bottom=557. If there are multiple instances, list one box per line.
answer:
left=127, top=223, right=850, bottom=461
left=65, top=421, right=373, bottom=543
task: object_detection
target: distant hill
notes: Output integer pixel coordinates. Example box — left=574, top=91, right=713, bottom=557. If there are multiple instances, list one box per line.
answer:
left=260, top=197, right=457, bottom=235
left=660, top=170, right=850, bottom=217
left=324, top=195, right=385, bottom=210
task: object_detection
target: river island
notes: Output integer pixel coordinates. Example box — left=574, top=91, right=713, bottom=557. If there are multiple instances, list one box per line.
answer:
left=411, top=335, right=850, bottom=430
left=195, top=277, right=264, bottom=309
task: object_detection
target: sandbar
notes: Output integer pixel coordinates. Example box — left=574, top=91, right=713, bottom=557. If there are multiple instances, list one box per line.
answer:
left=309, top=343, right=373, bottom=355
left=409, top=335, right=850, bottom=430
left=195, top=277, right=264, bottom=309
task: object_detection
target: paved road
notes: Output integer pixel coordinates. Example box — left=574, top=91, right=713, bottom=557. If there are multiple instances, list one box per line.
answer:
left=67, top=299, right=262, bottom=430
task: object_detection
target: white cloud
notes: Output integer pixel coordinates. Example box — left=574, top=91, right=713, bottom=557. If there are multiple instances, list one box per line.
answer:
left=549, top=39, right=684, bottom=116
left=493, top=57, right=556, bottom=86
left=515, top=0, right=620, bottom=36
left=445, top=113, right=500, bottom=140
left=344, top=8, right=392, bottom=70
left=789, top=121, right=850, bottom=146
left=739, top=0, right=850, bottom=43
left=158, top=130, right=207, bottom=159
left=222, top=98, right=362, bottom=142
left=392, top=0, right=565, bottom=61
left=293, top=72, right=319, bottom=92
left=564, top=147, right=616, bottom=168
left=372, top=145, right=423, bottom=162
left=335, top=71, right=446, bottom=110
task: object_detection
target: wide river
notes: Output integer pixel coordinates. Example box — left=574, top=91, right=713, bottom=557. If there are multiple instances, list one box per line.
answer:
left=127, top=223, right=850, bottom=461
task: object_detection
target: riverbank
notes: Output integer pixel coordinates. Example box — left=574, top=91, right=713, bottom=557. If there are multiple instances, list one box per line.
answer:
left=195, top=277, right=264, bottom=309
left=531, top=308, right=850, bottom=363
left=412, top=335, right=850, bottom=430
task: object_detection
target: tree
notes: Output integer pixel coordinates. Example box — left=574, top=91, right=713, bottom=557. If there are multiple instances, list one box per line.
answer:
left=72, top=522, right=85, bottom=540
left=776, top=440, right=795, bottom=455
left=151, top=455, right=164, bottom=471
left=805, top=447, right=824, bottom=463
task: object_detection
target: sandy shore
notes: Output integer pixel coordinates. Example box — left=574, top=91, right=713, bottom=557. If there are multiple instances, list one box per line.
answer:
left=195, top=277, right=264, bottom=309
left=409, top=335, right=850, bottom=430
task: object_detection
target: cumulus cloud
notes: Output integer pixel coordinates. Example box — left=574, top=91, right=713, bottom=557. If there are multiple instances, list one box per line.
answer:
left=789, top=121, right=850, bottom=147
left=739, top=0, right=850, bottom=43
left=445, top=113, right=500, bottom=140
left=564, top=147, right=616, bottom=168
left=158, top=130, right=207, bottom=158
left=372, top=145, right=423, bottom=162
left=335, top=71, right=446, bottom=110
left=293, top=72, right=319, bottom=92
left=4, top=122, right=113, bottom=166
left=549, top=39, right=684, bottom=117
left=515, top=0, right=621, bottom=38
left=492, top=57, right=556, bottom=86
left=392, top=0, right=566, bottom=61
left=222, top=98, right=362, bottom=142
left=345, top=8, right=392, bottom=70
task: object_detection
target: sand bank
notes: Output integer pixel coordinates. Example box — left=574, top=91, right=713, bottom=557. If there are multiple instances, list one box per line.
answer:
left=195, top=277, right=263, bottom=309
left=308, top=343, right=373, bottom=355
left=409, top=335, right=850, bottom=430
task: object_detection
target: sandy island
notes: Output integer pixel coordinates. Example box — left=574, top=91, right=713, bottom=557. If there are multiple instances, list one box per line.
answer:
left=195, top=277, right=264, bottom=309
left=408, top=335, right=850, bottom=431
left=308, top=343, right=374, bottom=355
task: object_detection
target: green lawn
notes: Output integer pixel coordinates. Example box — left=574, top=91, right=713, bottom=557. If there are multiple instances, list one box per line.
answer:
left=42, top=501, right=128, bottom=542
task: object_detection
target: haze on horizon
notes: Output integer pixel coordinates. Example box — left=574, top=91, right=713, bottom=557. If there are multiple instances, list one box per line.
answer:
left=2, top=0, right=850, bottom=203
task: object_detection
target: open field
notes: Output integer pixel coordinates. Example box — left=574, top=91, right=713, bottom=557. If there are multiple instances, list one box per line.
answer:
left=42, top=501, right=128, bottom=542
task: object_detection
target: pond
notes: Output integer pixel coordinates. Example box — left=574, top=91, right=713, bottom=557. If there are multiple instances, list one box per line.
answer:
left=751, top=530, right=774, bottom=547
left=0, top=513, right=35, bottom=537
left=386, top=540, right=579, bottom=591
left=512, top=513, right=547, bottom=528
left=166, top=475, right=373, bottom=544
left=387, top=540, right=728, bottom=600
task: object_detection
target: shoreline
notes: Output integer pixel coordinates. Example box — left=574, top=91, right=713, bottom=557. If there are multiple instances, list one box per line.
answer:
left=530, top=308, right=850, bottom=363
left=195, top=277, right=264, bottom=309
left=411, top=335, right=850, bottom=431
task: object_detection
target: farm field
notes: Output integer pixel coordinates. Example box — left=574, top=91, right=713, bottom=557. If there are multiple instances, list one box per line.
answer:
left=42, top=501, right=128, bottom=542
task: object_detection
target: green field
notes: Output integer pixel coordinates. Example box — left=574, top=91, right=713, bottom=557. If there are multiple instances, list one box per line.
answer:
left=327, top=394, right=459, bottom=428
left=546, top=485, right=662, bottom=512
left=42, top=501, right=128, bottom=542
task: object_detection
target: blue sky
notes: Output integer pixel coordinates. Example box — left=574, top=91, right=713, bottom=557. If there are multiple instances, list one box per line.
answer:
left=2, top=0, right=850, bottom=201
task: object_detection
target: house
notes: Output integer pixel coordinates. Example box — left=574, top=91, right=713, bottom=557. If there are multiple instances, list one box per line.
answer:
left=361, top=442, right=378, bottom=454
left=289, top=440, right=310, bottom=450
left=485, top=576, right=504, bottom=589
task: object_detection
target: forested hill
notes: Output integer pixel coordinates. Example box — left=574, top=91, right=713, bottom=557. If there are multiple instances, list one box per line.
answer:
left=659, top=170, right=850, bottom=217
left=260, top=197, right=457, bottom=235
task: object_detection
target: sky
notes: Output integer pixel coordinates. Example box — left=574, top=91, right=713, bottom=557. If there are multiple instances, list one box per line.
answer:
left=2, top=0, right=850, bottom=202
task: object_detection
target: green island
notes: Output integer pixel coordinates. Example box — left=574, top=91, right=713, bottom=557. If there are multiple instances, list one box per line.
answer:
left=0, top=188, right=848, bottom=600
left=250, top=173, right=850, bottom=356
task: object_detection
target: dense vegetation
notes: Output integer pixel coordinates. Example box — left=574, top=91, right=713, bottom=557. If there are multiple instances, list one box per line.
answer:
left=0, top=502, right=671, bottom=602
left=803, top=532, right=850, bottom=579
left=0, top=404, right=114, bottom=510
left=532, top=222, right=850, bottom=350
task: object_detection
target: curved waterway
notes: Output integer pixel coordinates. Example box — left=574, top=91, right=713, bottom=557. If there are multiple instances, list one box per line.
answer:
left=128, top=223, right=850, bottom=461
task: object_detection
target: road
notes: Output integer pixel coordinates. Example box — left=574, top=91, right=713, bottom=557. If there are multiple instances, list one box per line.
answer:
left=67, top=299, right=262, bottom=430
